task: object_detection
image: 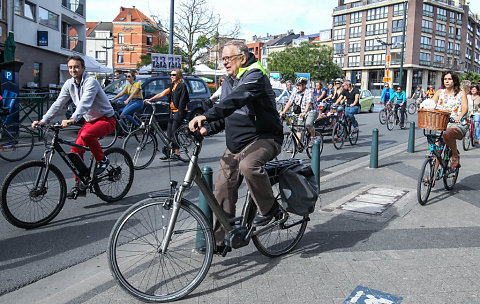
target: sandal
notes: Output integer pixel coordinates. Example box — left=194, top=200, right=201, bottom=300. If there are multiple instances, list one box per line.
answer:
left=450, top=156, right=461, bottom=168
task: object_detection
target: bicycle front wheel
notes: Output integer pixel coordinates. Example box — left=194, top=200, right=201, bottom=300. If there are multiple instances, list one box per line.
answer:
left=386, top=112, right=395, bottom=131
left=349, top=126, right=359, bottom=145
left=122, top=129, right=157, bottom=170
left=249, top=183, right=308, bottom=257
left=93, top=147, right=134, bottom=203
left=332, top=122, right=345, bottom=149
left=407, top=103, right=417, bottom=114
left=379, top=109, right=387, bottom=125
left=306, top=130, right=323, bottom=158
left=0, top=124, right=35, bottom=162
left=417, top=157, right=434, bottom=205
left=174, top=123, right=194, bottom=162
left=108, top=198, right=214, bottom=302
left=442, top=149, right=459, bottom=190
left=277, top=133, right=296, bottom=160
left=462, top=130, right=471, bottom=151
left=1, top=161, right=66, bottom=228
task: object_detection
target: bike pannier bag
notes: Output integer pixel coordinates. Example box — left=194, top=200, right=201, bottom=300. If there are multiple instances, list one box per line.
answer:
left=278, top=164, right=319, bottom=216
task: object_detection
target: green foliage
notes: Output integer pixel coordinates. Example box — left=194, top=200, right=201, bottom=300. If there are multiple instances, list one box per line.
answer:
left=267, top=42, right=342, bottom=82
left=460, top=71, right=480, bottom=85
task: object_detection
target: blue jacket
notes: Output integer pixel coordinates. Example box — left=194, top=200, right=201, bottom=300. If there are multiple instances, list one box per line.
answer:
left=390, top=91, right=406, bottom=104
left=380, top=88, right=393, bottom=103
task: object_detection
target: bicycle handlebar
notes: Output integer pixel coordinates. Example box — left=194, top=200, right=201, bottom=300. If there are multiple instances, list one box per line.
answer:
left=144, top=100, right=169, bottom=106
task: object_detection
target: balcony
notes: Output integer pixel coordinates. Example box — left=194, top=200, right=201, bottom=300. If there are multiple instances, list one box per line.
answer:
left=350, top=33, right=362, bottom=38
left=348, top=47, right=361, bottom=53
left=455, top=35, right=462, bottom=40
left=364, top=60, right=384, bottom=66
left=423, top=11, right=434, bottom=18
left=334, top=21, right=347, bottom=26
left=454, top=50, right=460, bottom=55
left=448, top=33, right=455, bottom=39
left=392, top=27, right=403, bottom=33
left=456, top=20, right=462, bottom=25
left=333, top=35, right=345, bottom=41
left=422, top=27, right=433, bottom=34
left=348, top=62, right=360, bottom=67
left=436, top=31, right=446, bottom=37
left=365, top=29, right=387, bottom=36
left=334, top=49, right=345, bottom=55
left=447, top=49, right=454, bottom=54
left=391, top=59, right=402, bottom=65
left=351, top=18, right=362, bottom=24
left=434, top=47, right=445, bottom=52
left=419, top=60, right=431, bottom=66
left=366, top=14, right=388, bottom=21
left=437, top=15, right=447, bottom=21
left=365, top=45, right=386, bottom=51
left=62, top=0, right=85, bottom=16
left=433, top=62, right=444, bottom=68
left=420, top=43, right=432, bottom=50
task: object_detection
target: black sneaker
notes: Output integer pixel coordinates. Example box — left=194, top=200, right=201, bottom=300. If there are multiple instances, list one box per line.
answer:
left=253, top=203, right=280, bottom=226
left=66, top=186, right=86, bottom=199
left=94, top=157, right=110, bottom=176
left=170, top=154, right=179, bottom=161
left=160, top=154, right=169, bottom=160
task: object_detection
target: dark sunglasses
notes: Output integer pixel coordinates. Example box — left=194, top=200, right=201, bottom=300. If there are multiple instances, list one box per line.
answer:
left=126, top=75, right=132, bottom=78
left=170, top=73, right=177, bottom=76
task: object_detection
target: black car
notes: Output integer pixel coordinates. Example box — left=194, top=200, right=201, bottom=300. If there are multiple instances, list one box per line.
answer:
left=103, top=74, right=211, bottom=124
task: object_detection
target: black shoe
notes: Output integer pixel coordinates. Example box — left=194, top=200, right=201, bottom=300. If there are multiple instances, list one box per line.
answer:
left=159, top=155, right=169, bottom=160
left=197, top=245, right=231, bottom=255
left=94, top=157, right=109, bottom=176
left=253, top=203, right=280, bottom=226
left=170, top=154, right=179, bottom=161
left=66, top=186, right=86, bottom=199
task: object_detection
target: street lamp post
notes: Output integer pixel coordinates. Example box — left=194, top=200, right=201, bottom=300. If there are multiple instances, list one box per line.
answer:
left=102, top=35, right=115, bottom=74
left=398, top=1, right=407, bottom=89
left=169, top=0, right=174, bottom=54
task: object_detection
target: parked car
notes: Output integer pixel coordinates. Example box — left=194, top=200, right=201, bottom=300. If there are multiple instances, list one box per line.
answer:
left=67, top=74, right=211, bottom=125
left=103, top=74, right=211, bottom=124
left=273, top=88, right=290, bottom=111
left=358, top=89, right=374, bottom=113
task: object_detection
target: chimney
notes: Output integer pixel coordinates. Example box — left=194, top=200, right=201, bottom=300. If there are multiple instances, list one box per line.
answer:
left=120, top=6, right=125, bottom=11
left=127, top=11, right=132, bottom=22
left=300, top=31, right=304, bottom=36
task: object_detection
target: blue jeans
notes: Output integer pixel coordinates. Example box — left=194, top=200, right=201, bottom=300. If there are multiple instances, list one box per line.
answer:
left=473, top=114, right=480, bottom=141
left=345, top=106, right=359, bottom=128
left=121, top=99, right=143, bottom=127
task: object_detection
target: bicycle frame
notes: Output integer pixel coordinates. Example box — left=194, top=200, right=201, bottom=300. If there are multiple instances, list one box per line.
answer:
left=424, top=132, right=449, bottom=176
left=143, top=102, right=175, bottom=148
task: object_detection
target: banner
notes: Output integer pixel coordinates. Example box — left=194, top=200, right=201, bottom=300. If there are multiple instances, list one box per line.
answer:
left=151, top=54, right=182, bottom=71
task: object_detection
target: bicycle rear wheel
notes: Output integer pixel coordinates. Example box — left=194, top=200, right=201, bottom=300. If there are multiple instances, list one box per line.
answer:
left=0, top=124, right=35, bottom=162
left=442, top=149, right=459, bottom=190
left=249, top=182, right=308, bottom=257
left=407, top=103, right=417, bottom=114
left=306, top=130, right=323, bottom=158
left=386, top=112, right=395, bottom=131
left=108, top=198, right=214, bottom=302
left=277, top=133, right=296, bottom=160
left=1, top=161, right=66, bottom=228
left=349, top=125, right=359, bottom=145
left=417, top=157, right=434, bottom=205
left=174, top=123, right=194, bottom=162
left=93, top=147, right=134, bottom=203
left=462, top=129, right=471, bottom=151
left=98, top=124, right=117, bottom=149
left=332, top=122, right=345, bottom=149
left=122, top=129, right=157, bottom=170
left=379, top=109, right=387, bottom=125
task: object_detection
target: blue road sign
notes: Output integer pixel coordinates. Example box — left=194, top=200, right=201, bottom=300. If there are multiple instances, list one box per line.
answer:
left=344, top=286, right=403, bottom=304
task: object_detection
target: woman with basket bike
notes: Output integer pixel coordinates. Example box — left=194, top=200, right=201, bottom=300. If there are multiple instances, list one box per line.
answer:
left=431, top=71, right=468, bottom=168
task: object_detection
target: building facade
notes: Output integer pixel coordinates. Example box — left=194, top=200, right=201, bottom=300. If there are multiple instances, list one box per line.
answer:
left=112, top=6, right=165, bottom=72
left=13, top=0, right=86, bottom=87
left=85, top=21, right=114, bottom=69
left=332, top=0, right=477, bottom=96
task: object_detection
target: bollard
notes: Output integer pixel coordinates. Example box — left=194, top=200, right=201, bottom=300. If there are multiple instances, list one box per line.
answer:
left=196, top=166, right=213, bottom=251
left=407, top=121, right=415, bottom=153
left=311, top=138, right=321, bottom=191
left=370, top=128, right=378, bottom=168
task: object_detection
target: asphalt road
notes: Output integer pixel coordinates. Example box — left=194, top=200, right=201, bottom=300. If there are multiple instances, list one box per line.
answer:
left=0, top=106, right=428, bottom=295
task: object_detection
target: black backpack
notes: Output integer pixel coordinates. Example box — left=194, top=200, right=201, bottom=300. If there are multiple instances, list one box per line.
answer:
left=278, top=163, right=319, bottom=216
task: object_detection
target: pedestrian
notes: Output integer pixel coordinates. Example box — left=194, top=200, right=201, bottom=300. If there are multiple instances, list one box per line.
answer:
left=31, top=55, right=116, bottom=199
left=468, top=84, right=480, bottom=145
left=209, top=77, right=225, bottom=103
left=188, top=40, right=283, bottom=253
left=146, top=68, right=189, bottom=161
left=109, top=71, right=144, bottom=128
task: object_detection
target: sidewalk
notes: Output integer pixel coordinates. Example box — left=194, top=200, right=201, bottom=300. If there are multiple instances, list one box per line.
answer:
left=1, top=141, right=479, bottom=304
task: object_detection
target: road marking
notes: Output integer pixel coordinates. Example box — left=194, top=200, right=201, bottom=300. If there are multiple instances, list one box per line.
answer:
left=345, top=286, right=402, bottom=303
left=339, top=186, right=408, bottom=215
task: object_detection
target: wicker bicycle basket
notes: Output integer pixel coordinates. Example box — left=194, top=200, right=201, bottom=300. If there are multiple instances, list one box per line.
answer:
left=417, top=108, right=451, bottom=131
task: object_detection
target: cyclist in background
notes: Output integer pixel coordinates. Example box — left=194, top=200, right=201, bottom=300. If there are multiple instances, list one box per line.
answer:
left=389, top=86, right=407, bottom=128
left=380, top=83, right=393, bottom=106
left=110, top=71, right=143, bottom=128
left=336, top=80, right=360, bottom=132
left=410, top=85, right=425, bottom=106
left=426, top=85, right=436, bottom=98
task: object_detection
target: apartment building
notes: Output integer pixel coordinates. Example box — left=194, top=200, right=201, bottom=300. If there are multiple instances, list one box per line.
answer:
left=85, top=21, right=114, bottom=69
left=332, top=0, right=477, bottom=96
left=112, top=6, right=165, bottom=71
left=13, top=0, right=86, bottom=87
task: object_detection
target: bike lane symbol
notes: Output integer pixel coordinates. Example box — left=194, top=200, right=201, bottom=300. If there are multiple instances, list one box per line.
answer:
left=344, top=286, right=402, bottom=304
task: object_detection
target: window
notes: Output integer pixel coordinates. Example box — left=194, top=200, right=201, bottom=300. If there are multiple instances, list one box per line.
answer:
left=437, top=8, right=447, bottom=21
left=392, top=19, right=406, bottom=32
left=434, top=39, right=445, bottom=52
left=146, top=34, right=153, bottom=46
left=39, top=7, right=59, bottom=29
left=143, top=79, right=169, bottom=97
left=365, top=39, right=385, bottom=51
left=349, top=26, right=361, bottom=38
left=391, top=35, right=404, bottom=48
left=334, top=15, right=346, bottom=26
left=333, top=42, right=345, bottom=54
left=188, top=80, right=208, bottom=95
left=350, top=12, right=362, bottom=24
left=333, top=28, right=345, bottom=40
left=366, top=22, right=387, bottom=36
left=468, top=22, right=474, bottom=32
left=366, top=7, right=387, bottom=21
left=364, top=53, right=385, bottom=66
left=450, top=11, right=456, bottom=21
left=349, top=41, right=361, bottom=53
left=15, top=0, right=35, bottom=20
left=423, top=4, right=433, bottom=18
left=393, top=3, right=407, bottom=17
left=422, top=20, right=433, bottom=33
left=420, top=36, right=431, bottom=50
left=419, top=52, right=431, bottom=65
left=334, top=56, right=344, bottom=67
left=466, top=48, right=472, bottom=60
left=33, top=62, right=41, bottom=86
left=434, top=55, right=444, bottom=64
left=448, top=41, right=454, bottom=53
left=96, top=51, right=106, bottom=61
left=118, top=33, right=124, bottom=44
left=436, top=23, right=446, bottom=36
left=95, top=31, right=110, bottom=38
left=348, top=56, right=360, bottom=67
left=117, top=52, right=124, bottom=63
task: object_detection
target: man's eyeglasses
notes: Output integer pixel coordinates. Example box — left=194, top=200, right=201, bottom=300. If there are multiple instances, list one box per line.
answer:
left=221, top=54, right=242, bottom=63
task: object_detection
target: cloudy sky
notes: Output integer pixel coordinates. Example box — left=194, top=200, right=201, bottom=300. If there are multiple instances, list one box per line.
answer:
left=86, top=0, right=336, bottom=40
left=87, top=0, right=480, bottom=41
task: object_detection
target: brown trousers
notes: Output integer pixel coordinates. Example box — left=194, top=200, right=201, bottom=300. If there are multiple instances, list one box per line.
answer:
left=213, top=138, right=281, bottom=246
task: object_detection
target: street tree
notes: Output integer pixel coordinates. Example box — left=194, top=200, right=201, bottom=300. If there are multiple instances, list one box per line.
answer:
left=460, top=71, right=480, bottom=85
left=151, top=0, right=239, bottom=73
left=267, top=42, right=342, bottom=82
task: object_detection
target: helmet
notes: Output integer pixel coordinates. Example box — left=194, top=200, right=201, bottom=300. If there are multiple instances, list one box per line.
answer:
left=295, top=77, right=308, bottom=86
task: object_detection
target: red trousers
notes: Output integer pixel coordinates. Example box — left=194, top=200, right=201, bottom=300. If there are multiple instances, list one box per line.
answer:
left=71, top=116, right=116, bottom=161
